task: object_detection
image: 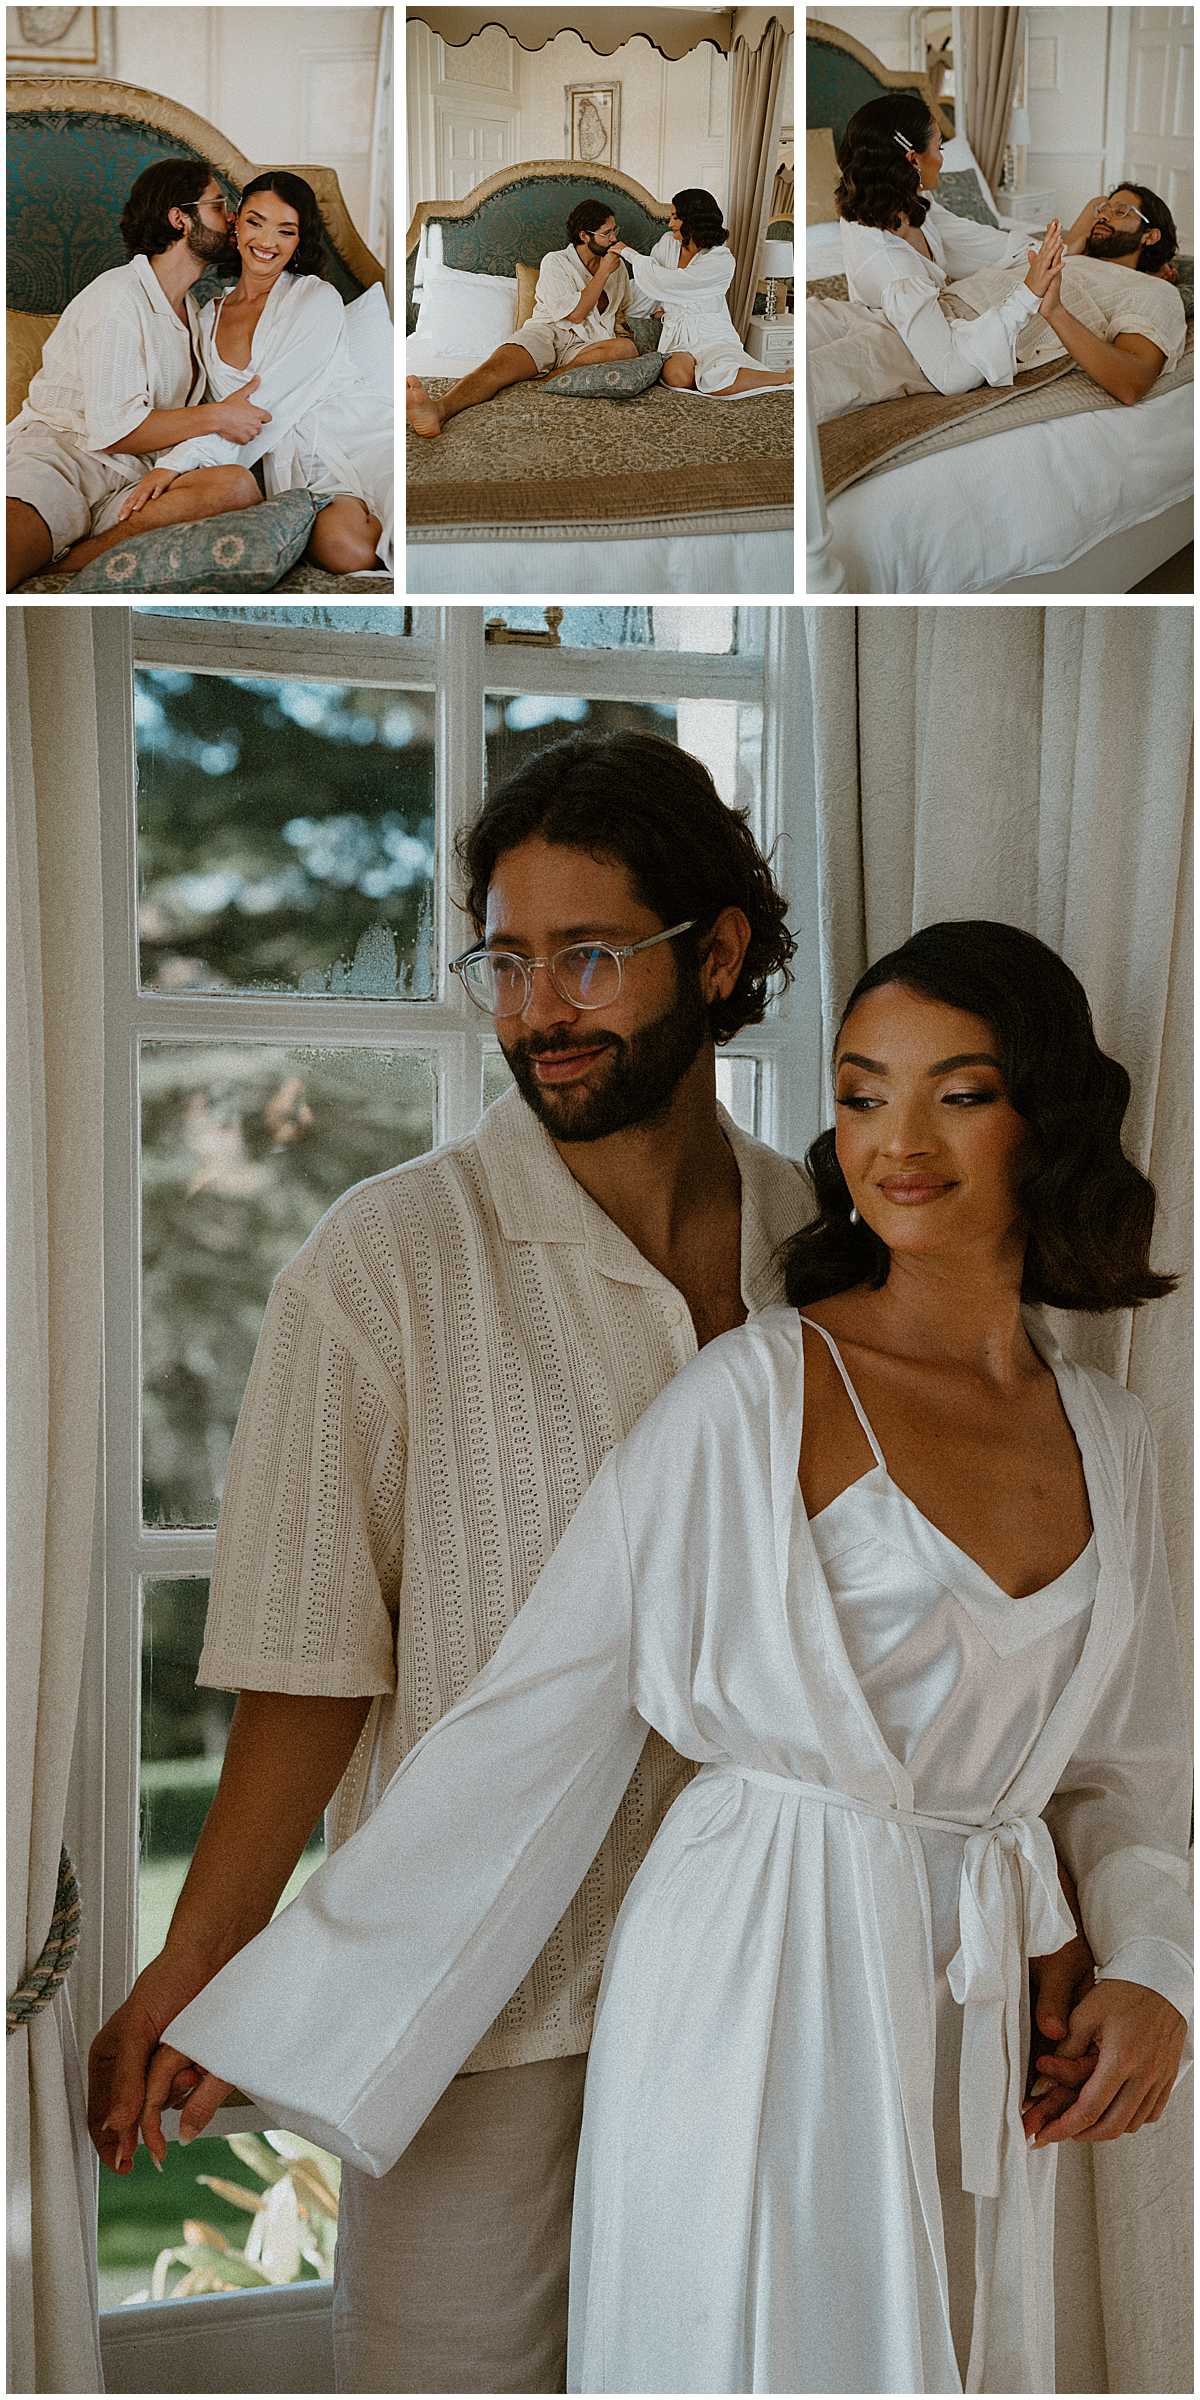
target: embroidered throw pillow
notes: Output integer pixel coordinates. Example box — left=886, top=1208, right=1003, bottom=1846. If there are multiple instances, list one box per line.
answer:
left=545, top=353, right=664, bottom=398
left=72, top=491, right=317, bottom=593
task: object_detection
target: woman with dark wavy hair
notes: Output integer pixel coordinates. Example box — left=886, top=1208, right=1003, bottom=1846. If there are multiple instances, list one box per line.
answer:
left=614, top=187, right=793, bottom=394
left=116, top=172, right=393, bottom=572
left=153, top=921, right=1189, bottom=2389
left=836, top=92, right=1066, bottom=393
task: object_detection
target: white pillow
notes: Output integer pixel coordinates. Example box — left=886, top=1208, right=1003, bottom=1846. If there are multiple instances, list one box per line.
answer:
left=939, top=135, right=999, bottom=221
left=807, top=222, right=845, bottom=278
left=344, top=283, right=394, bottom=397
left=413, top=262, right=518, bottom=365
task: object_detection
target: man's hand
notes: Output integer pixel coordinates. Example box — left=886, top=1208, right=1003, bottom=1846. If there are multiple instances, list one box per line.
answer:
left=117, top=468, right=178, bottom=522
left=1064, top=196, right=1106, bottom=254
left=208, top=375, right=271, bottom=443
left=1026, top=1980, right=1187, bottom=2147
left=1155, top=259, right=1180, bottom=283
left=595, top=248, right=624, bottom=278
left=88, top=1947, right=232, bottom=2174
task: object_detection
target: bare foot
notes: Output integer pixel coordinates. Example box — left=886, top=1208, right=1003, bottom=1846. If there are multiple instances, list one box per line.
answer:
left=406, top=377, right=443, bottom=438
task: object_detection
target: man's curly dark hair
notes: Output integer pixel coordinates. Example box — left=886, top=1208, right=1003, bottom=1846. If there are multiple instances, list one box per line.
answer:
left=834, top=93, right=937, bottom=232
left=567, top=198, right=616, bottom=247
left=119, top=159, right=215, bottom=259
left=456, top=732, right=796, bottom=1047
left=237, top=172, right=325, bottom=276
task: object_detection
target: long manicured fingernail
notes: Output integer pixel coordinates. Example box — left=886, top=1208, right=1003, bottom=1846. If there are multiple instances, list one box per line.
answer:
left=150, top=2151, right=164, bottom=2173
left=179, top=2127, right=194, bottom=2146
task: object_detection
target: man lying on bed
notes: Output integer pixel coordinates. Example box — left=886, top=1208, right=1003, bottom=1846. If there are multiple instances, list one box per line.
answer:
left=405, top=198, right=637, bottom=437
left=832, top=95, right=1186, bottom=406
left=6, top=160, right=267, bottom=590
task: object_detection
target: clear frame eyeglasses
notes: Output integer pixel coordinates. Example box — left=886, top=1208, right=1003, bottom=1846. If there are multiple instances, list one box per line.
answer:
left=451, top=920, right=697, bottom=1018
left=1101, top=193, right=1149, bottom=225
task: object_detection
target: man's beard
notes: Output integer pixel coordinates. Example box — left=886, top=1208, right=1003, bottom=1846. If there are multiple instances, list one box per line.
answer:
left=1084, top=227, right=1141, bottom=264
left=188, top=218, right=238, bottom=266
left=502, top=968, right=711, bottom=1143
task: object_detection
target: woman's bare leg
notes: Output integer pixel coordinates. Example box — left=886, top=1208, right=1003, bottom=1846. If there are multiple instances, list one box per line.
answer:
left=307, top=495, right=384, bottom=574
left=661, top=353, right=697, bottom=389
left=406, top=344, right=540, bottom=437
left=58, top=465, right=260, bottom=575
left=717, top=366, right=794, bottom=394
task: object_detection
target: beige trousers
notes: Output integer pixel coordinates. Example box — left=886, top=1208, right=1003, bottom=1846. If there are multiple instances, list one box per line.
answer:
left=332, top=2055, right=588, bottom=2393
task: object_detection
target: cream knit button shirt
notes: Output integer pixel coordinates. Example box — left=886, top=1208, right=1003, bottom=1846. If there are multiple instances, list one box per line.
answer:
left=199, top=1084, right=809, bottom=2070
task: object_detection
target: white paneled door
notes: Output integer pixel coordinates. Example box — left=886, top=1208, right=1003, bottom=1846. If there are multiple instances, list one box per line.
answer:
left=436, top=107, right=514, bottom=202
left=1114, top=7, right=1194, bottom=246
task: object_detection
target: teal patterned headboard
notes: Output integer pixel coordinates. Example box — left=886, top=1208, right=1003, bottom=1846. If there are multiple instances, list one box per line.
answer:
left=406, top=165, right=670, bottom=332
left=8, top=100, right=369, bottom=311
left=806, top=20, right=948, bottom=151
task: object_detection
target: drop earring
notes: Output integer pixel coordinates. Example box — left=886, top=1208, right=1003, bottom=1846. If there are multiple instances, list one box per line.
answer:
left=849, top=1206, right=860, bottom=1226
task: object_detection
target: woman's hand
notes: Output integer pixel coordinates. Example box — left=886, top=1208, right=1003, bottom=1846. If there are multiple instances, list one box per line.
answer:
left=88, top=1946, right=232, bottom=2172
left=1024, top=219, right=1065, bottom=303
left=140, top=2038, right=233, bottom=2164
left=1026, top=1979, right=1187, bottom=2147
left=117, top=468, right=177, bottom=521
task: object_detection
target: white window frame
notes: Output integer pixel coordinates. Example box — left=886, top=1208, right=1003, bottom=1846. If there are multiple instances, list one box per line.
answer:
left=74, top=605, right=820, bottom=2353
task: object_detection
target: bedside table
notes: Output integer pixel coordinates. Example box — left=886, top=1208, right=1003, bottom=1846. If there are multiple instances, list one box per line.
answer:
left=747, top=315, right=794, bottom=367
left=995, top=188, right=1057, bottom=230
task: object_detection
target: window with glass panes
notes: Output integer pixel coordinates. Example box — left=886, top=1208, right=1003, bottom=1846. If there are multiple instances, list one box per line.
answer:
left=88, top=603, right=818, bottom=2312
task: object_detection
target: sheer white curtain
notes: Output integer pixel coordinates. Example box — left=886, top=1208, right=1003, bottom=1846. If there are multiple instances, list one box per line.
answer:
left=7, top=612, right=105, bottom=2392
left=802, top=602, right=1193, bottom=2395
left=368, top=3, right=394, bottom=299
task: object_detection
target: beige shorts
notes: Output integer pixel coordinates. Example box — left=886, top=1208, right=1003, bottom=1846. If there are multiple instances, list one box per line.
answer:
left=332, top=2055, right=587, bottom=2393
left=508, top=318, right=595, bottom=375
left=6, top=420, right=143, bottom=559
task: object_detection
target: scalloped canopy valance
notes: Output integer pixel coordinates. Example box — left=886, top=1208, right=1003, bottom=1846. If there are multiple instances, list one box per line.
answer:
left=406, top=8, right=788, bottom=59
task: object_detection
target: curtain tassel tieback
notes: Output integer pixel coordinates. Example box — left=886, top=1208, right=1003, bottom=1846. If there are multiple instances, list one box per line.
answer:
left=7, top=1846, right=81, bottom=2033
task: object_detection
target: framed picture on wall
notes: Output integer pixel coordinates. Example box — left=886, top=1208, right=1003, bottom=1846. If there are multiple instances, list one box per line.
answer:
left=565, top=82, right=620, bottom=168
left=6, top=6, right=115, bottom=74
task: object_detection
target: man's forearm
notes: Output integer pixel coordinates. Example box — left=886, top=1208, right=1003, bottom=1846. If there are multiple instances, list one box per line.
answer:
left=104, top=402, right=219, bottom=456
left=568, top=267, right=607, bottom=322
left=164, top=1688, right=373, bottom=1972
left=1043, top=303, right=1158, bottom=403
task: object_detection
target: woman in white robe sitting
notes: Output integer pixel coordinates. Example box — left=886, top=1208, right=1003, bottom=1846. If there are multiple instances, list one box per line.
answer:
left=117, top=173, right=392, bottom=572
left=836, top=94, right=1065, bottom=394
left=616, top=188, right=793, bottom=395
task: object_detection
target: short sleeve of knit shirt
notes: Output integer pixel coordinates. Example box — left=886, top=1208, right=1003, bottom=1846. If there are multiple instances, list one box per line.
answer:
left=199, top=1242, right=407, bottom=1700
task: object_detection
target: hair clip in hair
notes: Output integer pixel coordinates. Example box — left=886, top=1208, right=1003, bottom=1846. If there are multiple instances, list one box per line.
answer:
left=893, top=131, right=916, bottom=155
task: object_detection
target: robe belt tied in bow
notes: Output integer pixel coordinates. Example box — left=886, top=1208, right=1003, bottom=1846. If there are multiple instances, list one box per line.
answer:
left=695, top=1770, right=1075, bottom=2199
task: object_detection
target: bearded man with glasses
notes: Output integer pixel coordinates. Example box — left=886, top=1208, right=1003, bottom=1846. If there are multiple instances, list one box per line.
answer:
left=88, top=733, right=1097, bottom=2394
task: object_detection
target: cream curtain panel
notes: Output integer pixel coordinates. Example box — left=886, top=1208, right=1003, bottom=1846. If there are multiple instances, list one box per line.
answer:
left=802, top=602, right=1193, bottom=2395
left=960, top=6, right=1024, bottom=197
left=7, top=613, right=105, bottom=2393
left=727, top=17, right=789, bottom=337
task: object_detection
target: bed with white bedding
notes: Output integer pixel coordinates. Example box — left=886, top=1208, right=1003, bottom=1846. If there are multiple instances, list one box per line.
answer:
left=804, top=17, right=1194, bottom=594
left=406, top=163, right=793, bottom=595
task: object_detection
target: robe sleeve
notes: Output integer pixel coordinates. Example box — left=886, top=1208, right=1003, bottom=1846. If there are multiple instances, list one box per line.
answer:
left=1044, top=1411, right=1193, bottom=2030
left=79, top=289, right=161, bottom=451
left=624, top=233, right=674, bottom=318
left=163, top=1448, right=648, bottom=2174
left=532, top=250, right=581, bottom=324
left=155, top=280, right=347, bottom=473
left=865, top=264, right=1042, bottom=394
left=929, top=201, right=1036, bottom=277
left=619, top=245, right=735, bottom=304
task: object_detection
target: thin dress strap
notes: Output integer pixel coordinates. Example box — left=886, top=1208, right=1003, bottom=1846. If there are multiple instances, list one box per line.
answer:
left=796, top=1316, right=887, bottom=1471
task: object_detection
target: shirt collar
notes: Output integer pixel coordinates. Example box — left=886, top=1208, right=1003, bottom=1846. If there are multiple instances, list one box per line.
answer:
left=475, top=1084, right=806, bottom=1307
left=131, top=250, right=195, bottom=328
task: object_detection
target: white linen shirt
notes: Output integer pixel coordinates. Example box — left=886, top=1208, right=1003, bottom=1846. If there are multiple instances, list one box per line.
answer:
left=841, top=198, right=1042, bottom=394
left=197, top=1084, right=808, bottom=2070
left=13, top=253, right=203, bottom=452
left=531, top=244, right=631, bottom=343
